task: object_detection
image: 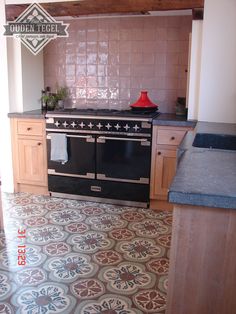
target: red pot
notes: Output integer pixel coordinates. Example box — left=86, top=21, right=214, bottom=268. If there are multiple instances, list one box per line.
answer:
left=130, top=91, right=158, bottom=111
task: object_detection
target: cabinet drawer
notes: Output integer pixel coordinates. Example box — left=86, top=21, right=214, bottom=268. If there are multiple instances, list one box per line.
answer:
left=17, top=120, right=44, bottom=136
left=157, top=129, right=186, bottom=146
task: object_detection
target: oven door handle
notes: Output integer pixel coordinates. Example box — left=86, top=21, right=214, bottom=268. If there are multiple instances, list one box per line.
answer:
left=47, top=134, right=95, bottom=142
left=97, top=173, right=149, bottom=184
left=97, top=136, right=150, bottom=146
left=48, top=169, right=95, bottom=179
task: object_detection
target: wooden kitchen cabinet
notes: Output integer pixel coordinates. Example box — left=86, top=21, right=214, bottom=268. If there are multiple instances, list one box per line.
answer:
left=151, top=148, right=177, bottom=199
left=10, top=118, right=48, bottom=195
left=150, top=125, right=191, bottom=210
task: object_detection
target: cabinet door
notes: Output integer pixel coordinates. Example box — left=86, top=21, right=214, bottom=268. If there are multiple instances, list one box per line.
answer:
left=17, top=138, right=47, bottom=185
left=151, top=148, right=176, bottom=200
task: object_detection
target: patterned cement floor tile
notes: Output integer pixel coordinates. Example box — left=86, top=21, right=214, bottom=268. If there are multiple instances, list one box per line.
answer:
left=0, top=192, right=172, bottom=313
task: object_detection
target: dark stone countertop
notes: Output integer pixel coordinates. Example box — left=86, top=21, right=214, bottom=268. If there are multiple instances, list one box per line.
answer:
left=169, top=121, right=236, bottom=209
left=153, top=113, right=197, bottom=127
left=8, top=109, right=45, bottom=119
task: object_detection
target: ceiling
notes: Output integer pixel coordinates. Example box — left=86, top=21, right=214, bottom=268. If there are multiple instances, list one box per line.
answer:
left=5, top=0, right=204, bottom=21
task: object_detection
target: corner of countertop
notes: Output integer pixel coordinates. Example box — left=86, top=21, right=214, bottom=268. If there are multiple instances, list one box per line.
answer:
left=8, top=109, right=46, bottom=119
left=168, top=121, right=236, bottom=210
left=153, top=112, right=197, bottom=128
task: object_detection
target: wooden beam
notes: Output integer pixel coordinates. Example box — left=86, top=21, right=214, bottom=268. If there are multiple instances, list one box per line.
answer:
left=6, top=0, right=204, bottom=21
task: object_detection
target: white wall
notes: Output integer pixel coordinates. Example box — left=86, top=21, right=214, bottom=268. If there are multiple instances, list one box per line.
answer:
left=0, top=0, right=14, bottom=192
left=187, top=20, right=203, bottom=120
left=198, top=0, right=236, bottom=123
left=21, top=46, right=44, bottom=111
left=7, top=41, right=44, bottom=113
left=2, top=1, right=44, bottom=193
left=7, top=38, right=23, bottom=112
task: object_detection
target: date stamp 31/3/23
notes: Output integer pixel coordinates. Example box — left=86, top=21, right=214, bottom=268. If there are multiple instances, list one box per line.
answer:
left=17, top=228, right=26, bottom=266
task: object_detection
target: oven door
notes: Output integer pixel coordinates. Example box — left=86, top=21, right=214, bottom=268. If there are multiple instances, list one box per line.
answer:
left=96, top=135, right=151, bottom=184
left=47, top=133, right=95, bottom=179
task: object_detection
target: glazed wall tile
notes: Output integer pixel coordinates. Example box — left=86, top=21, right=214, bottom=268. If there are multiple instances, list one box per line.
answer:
left=44, top=15, right=192, bottom=113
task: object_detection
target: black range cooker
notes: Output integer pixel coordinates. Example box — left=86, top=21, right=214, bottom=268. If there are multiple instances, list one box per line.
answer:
left=45, top=108, right=159, bottom=207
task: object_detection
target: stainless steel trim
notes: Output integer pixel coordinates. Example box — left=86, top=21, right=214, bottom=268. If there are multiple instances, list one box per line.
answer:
left=141, top=122, right=151, bottom=129
left=97, top=138, right=106, bottom=143
left=67, top=135, right=92, bottom=139
left=90, top=186, right=102, bottom=192
left=46, top=128, right=151, bottom=137
left=50, top=192, right=148, bottom=208
left=141, top=141, right=150, bottom=146
left=86, top=137, right=95, bottom=143
left=48, top=169, right=95, bottom=179
left=97, top=136, right=149, bottom=143
left=47, top=134, right=95, bottom=142
left=46, top=117, right=54, bottom=124
left=45, top=113, right=151, bottom=122
left=97, top=173, right=149, bottom=184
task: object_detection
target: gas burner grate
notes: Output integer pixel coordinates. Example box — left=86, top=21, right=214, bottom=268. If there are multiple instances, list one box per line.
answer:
left=51, top=108, right=160, bottom=119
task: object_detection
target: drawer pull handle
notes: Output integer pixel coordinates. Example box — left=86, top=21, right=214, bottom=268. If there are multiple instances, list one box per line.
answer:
left=158, top=152, right=161, bottom=155
left=27, top=127, right=32, bottom=131
left=37, top=142, right=42, bottom=146
left=91, top=186, right=101, bottom=192
left=171, top=136, right=175, bottom=140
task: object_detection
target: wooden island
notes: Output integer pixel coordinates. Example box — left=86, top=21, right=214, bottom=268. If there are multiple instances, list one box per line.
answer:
left=167, top=121, right=236, bottom=314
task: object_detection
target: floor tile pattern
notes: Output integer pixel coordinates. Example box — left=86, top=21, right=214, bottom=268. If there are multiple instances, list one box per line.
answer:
left=0, top=193, right=172, bottom=313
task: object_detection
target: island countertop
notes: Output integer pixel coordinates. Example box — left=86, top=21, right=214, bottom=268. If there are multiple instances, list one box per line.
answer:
left=169, top=121, right=236, bottom=209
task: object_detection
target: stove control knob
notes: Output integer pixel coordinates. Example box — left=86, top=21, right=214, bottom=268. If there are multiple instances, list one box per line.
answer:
left=105, top=123, right=112, bottom=130
left=54, top=121, right=60, bottom=127
left=63, top=121, right=68, bottom=128
left=96, top=123, right=103, bottom=130
left=123, top=124, right=130, bottom=131
left=88, top=122, right=94, bottom=129
left=114, top=123, right=121, bottom=130
left=133, top=124, right=140, bottom=132
left=71, top=121, right=77, bottom=128
left=79, top=122, right=85, bottom=129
